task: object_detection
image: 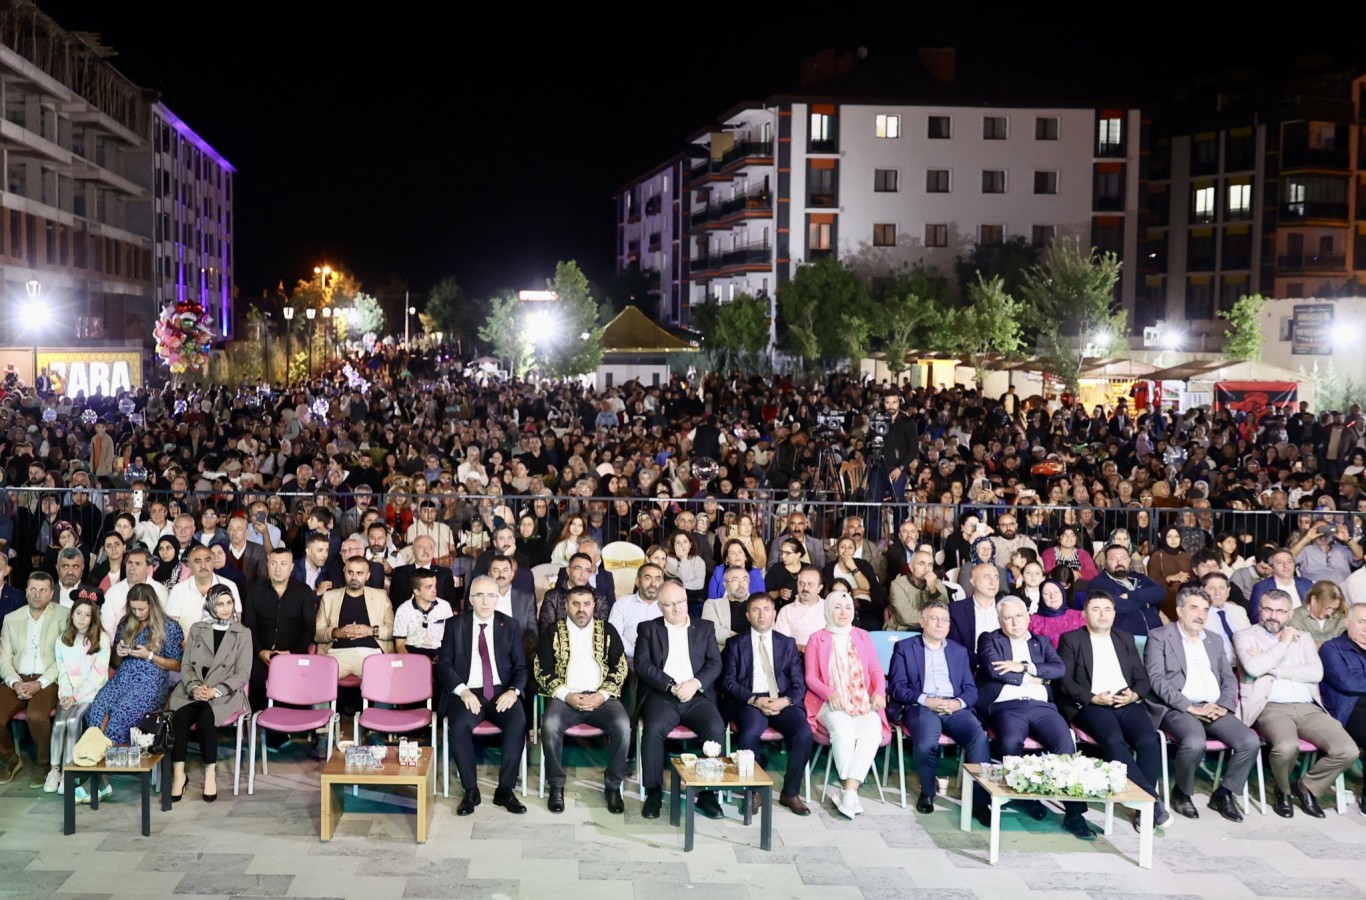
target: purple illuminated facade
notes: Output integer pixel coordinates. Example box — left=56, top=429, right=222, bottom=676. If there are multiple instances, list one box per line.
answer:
left=152, top=103, right=236, bottom=339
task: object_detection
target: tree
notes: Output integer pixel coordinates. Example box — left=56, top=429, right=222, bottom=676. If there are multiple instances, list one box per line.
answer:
left=694, top=294, right=768, bottom=370
left=421, top=276, right=483, bottom=353
left=344, top=292, right=385, bottom=340
left=777, top=256, right=874, bottom=364
left=539, top=261, right=605, bottom=378
left=942, top=274, right=1024, bottom=389
left=1019, top=236, right=1127, bottom=394
left=477, top=291, right=533, bottom=377
left=954, top=235, right=1040, bottom=303
left=1218, top=293, right=1269, bottom=361
left=871, top=262, right=955, bottom=375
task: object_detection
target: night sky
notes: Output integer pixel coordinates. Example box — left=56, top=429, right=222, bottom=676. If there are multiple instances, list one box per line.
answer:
left=34, top=3, right=1366, bottom=303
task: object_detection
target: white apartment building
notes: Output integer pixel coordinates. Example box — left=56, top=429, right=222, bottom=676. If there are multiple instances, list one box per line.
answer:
left=611, top=155, right=685, bottom=323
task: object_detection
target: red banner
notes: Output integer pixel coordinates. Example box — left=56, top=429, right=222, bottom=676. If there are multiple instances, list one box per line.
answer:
left=1213, top=381, right=1297, bottom=414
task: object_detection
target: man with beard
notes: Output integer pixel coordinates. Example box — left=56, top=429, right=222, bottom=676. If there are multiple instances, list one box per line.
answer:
left=486, top=555, right=537, bottom=654
left=540, top=554, right=609, bottom=628
left=888, top=550, right=950, bottom=632
left=1233, top=589, right=1357, bottom=818
left=990, top=512, right=1037, bottom=563
left=1087, top=544, right=1165, bottom=634
left=701, top=567, right=755, bottom=649
left=390, top=535, right=458, bottom=610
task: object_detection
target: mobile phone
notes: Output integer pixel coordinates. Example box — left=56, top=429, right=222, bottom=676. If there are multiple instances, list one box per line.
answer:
left=255, top=510, right=267, bottom=525
left=133, top=489, right=144, bottom=508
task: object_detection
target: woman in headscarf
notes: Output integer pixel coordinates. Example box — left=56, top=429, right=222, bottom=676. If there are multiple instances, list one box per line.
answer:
left=166, top=584, right=251, bottom=802
left=1147, top=525, right=1192, bottom=621
left=956, top=535, right=1008, bottom=594
left=153, top=535, right=186, bottom=590
left=1028, top=579, right=1086, bottom=649
left=803, top=591, right=889, bottom=819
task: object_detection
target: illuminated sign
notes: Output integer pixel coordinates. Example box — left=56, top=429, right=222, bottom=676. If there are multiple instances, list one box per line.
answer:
left=37, top=350, right=143, bottom=394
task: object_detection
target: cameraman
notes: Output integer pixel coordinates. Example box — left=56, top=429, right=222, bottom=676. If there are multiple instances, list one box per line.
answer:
left=1289, top=517, right=1362, bottom=585
left=865, top=389, right=919, bottom=538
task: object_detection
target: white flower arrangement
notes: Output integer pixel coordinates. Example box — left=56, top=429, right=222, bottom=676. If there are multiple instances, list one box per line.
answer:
left=1000, top=754, right=1127, bottom=798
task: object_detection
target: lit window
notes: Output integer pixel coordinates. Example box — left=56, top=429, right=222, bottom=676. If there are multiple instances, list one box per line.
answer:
left=1193, top=186, right=1216, bottom=222
left=1227, top=183, right=1251, bottom=218
left=1098, top=117, right=1123, bottom=153
left=875, top=114, right=901, bottom=139
left=810, top=114, right=831, bottom=141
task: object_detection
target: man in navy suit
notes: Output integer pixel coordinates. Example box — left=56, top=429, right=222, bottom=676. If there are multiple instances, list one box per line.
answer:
left=1247, top=549, right=1313, bottom=623
left=888, top=600, right=991, bottom=818
left=635, top=581, right=726, bottom=820
left=1087, top=544, right=1165, bottom=634
left=947, top=564, right=1005, bottom=672
left=721, top=592, right=813, bottom=816
left=977, top=597, right=1096, bottom=840
left=437, top=575, right=529, bottom=816
left=1057, top=593, right=1170, bottom=828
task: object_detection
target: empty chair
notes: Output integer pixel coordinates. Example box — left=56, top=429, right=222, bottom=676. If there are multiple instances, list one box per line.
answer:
left=247, top=654, right=339, bottom=794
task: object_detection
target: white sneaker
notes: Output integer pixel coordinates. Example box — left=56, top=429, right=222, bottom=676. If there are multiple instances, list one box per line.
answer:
left=853, top=792, right=864, bottom=815
left=42, top=769, right=61, bottom=793
left=74, top=785, right=90, bottom=804
left=834, top=788, right=859, bottom=819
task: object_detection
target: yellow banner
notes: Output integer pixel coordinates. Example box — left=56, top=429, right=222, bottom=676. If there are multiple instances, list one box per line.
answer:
left=36, top=350, right=143, bottom=393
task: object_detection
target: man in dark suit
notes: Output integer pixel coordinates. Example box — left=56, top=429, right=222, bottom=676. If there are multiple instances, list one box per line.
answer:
left=391, top=535, right=458, bottom=611
left=224, top=514, right=269, bottom=587
left=292, top=534, right=341, bottom=598
left=487, top=555, right=537, bottom=654
left=720, top=593, right=813, bottom=817
left=977, top=597, right=1096, bottom=840
left=1144, top=586, right=1258, bottom=822
left=635, top=581, right=726, bottom=820
left=469, top=527, right=534, bottom=597
left=241, top=548, right=319, bottom=733
left=437, top=574, right=528, bottom=816
left=1087, top=544, right=1165, bottom=634
left=947, top=564, right=1004, bottom=672
left=887, top=600, right=991, bottom=818
left=540, top=553, right=609, bottom=629
left=1057, top=593, right=1170, bottom=828
left=532, top=585, right=630, bottom=815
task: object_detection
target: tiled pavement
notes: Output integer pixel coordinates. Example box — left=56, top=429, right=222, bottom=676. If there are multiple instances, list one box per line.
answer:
left=0, top=742, right=1362, bottom=900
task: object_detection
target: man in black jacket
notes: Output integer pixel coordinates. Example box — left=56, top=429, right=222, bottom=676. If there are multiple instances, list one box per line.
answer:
left=866, top=389, right=919, bottom=539
left=634, top=582, right=726, bottom=820
left=241, top=547, right=319, bottom=719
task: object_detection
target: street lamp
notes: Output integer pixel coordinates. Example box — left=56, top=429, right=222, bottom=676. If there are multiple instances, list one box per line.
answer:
left=23, top=279, right=45, bottom=389
left=283, top=306, right=295, bottom=388
left=305, top=307, right=316, bottom=382
left=322, top=307, right=333, bottom=360
left=405, top=304, right=417, bottom=347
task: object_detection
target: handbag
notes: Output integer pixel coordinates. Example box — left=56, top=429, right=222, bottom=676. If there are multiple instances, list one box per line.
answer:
left=71, top=727, right=114, bottom=767
left=136, top=710, right=175, bottom=755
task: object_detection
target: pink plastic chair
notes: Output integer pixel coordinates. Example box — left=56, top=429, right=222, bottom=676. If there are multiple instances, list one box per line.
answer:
left=248, top=654, right=339, bottom=794
left=635, top=723, right=698, bottom=799
left=354, top=654, right=436, bottom=795
left=442, top=718, right=528, bottom=798
left=533, top=695, right=601, bottom=799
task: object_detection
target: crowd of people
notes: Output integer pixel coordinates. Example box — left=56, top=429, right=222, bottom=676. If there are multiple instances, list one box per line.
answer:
left=0, top=344, right=1363, bottom=840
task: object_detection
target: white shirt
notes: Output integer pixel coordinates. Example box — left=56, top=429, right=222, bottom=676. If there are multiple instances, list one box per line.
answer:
left=15, top=611, right=45, bottom=676
left=56, top=582, right=89, bottom=609
left=495, top=588, right=514, bottom=619
left=607, top=593, right=663, bottom=663
left=1179, top=630, right=1221, bottom=704
left=1272, top=577, right=1305, bottom=608
left=749, top=629, right=776, bottom=696
left=774, top=599, right=827, bottom=648
left=662, top=620, right=695, bottom=685
left=460, top=615, right=502, bottom=693
left=165, top=576, right=241, bottom=637
left=101, top=579, right=169, bottom=641
left=553, top=619, right=605, bottom=699
left=996, top=636, right=1049, bottom=704
left=972, top=601, right=999, bottom=649
left=1089, top=633, right=1128, bottom=695
left=392, top=598, right=453, bottom=651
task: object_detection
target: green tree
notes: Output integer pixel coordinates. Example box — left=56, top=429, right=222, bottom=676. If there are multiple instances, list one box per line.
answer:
left=538, top=261, right=606, bottom=378
left=477, top=291, right=533, bottom=377
left=422, top=276, right=482, bottom=354
left=1019, top=236, right=1127, bottom=393
left=777, top=256, right=874, bottom=364
left=943, top=274, right=1024, bottom=389
left=954, top=235, right=1040, bottom=302
left=870, top=262, right=955, bottom=374
left=344, top=292, right=385, bottom=339
left=1218, top=293, right=1269, bottom=361
left=694, top=294, right=769, bottom=370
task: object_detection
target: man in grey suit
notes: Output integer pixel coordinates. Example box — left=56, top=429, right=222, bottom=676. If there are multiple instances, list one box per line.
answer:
left=767, top=511, right=826, bottom=570
left=224, top=515, right=270, bottom=587
left=1145, top=586, right=1259, bottom=822
left=488, top=556, right=538, bottom=656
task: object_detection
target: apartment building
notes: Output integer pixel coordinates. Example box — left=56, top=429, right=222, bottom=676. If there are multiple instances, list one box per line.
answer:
left=1137, top=66, right=1366, bottom=346
left=611, top=154, right=685, bottom=323
left=0, top=1, right=233, bottom=384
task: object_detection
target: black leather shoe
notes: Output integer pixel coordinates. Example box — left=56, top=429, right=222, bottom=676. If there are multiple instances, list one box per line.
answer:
left=1169, top=789, right=1198, bottom=819
left=1209, top=787, right=1244, bottom=823
left=642, top=788, right=663, bottom=819
left=695, top=790, right=724, bottom=820
left=457, top=789, right=481, bottom=816
left=547, top=786, right=565, bottom=814
left=605, top=787, right=624, bottom=815
left=1293, top=779, right=1325, bottom=818
left=1062, top=811, right=1096, bottom=841
left=1272, top=789, right=1294, bottom=818
left=493, top=788, right=527, bottom=814
left=973, top=806, right=992, bottom=828
left=916, top=794, right=935, bottom=814
left=1008, top=798, right=1048, bottom=821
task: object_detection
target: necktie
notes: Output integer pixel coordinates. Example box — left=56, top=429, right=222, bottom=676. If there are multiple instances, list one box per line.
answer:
left=758, top=634, right=779, bottom=700
left=478, top=623, right=495, bottom=700
left=1216, top=609, right=1234, bottom=640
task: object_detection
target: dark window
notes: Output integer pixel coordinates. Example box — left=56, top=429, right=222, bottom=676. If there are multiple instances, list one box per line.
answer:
left=925, top=224, right=948, bottom=247
left=981, top=170, right=1006, bottom=193
left=1031, top=225, right=1055, bottom=246
left=873, top=224, right=896, bottom=246
left=983, top=116, right=1008, bottom=140
left=874, top=169, right=898, bottom=192
left=928, top=116, right=951, bottom=139
left=979, top=224, right=1004, bottom=244
left=1035, top=117, right=1059, bottom=140
left=926, top=169, right=950, bottom=193
left=1187, top=278, right=1214, bottom=319
left=1034, top=171, right=1058, bottom=195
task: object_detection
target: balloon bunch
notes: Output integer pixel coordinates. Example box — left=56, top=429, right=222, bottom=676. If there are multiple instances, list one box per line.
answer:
left=153, top=301, right=214, bottom=374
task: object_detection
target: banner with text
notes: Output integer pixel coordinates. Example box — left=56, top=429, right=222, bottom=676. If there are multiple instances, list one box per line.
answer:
left=37, top=349, right=143, bottom=394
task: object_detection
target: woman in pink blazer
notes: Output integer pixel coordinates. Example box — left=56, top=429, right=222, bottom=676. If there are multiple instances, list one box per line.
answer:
left=804, top=591, right=890, bottom=819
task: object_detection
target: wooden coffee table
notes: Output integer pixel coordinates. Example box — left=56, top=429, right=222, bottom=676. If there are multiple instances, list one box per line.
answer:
left=320, top=747, right=434, bottom=842
left=957, top=762, right=1156, bottom=868
left=668, top=757, right=773, bottom=852
left=63, top=751, right=170, bottom=836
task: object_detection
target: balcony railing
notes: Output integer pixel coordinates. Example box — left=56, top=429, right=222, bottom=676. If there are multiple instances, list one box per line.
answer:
left=1277, top=253, right=1346, bottom=271
left=1096, top=141, right=1126, bottom=158
left=690, top=256, right=714, bottom=273
left=1281, top=146, right=1350, bottom=170
left=808, top=139, right=837, bottom=153
left=719, top=139, right=774, bottom=167
left=719, top=244, right=772, bottom=268
left=692, top=189, right=774, bottom=226
left=1094, top=195, right=1125, bottom=212
left=1280, top=202, right=1349, bottom=220
left=808, top=192, right=836, bottom=208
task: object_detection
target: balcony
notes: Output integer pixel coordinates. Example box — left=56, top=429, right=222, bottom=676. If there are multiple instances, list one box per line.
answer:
left=1280, top=202, right=1349, bottom=221
left=1094, top=195, right=1125, bottom=212
left=808, top=192, right=836, bottom=208
left=691, top=188, right=774, bottom=228
left=1281, top=145, right=1350, bottom=171
left=1096, top=141, right=1126, bottom=158
left=1277, top=253, right=1346, bottom=272
left=808, top=247, right=834, bottom=260
left=690, top=256, right=714, bottom=274
left=719, top=139, right=774, bottom=168
left=719, top=244, right=772, bottom=268
left=645, top=195, right=663, bottom=216
left=808, top=139, right=837, bottom=154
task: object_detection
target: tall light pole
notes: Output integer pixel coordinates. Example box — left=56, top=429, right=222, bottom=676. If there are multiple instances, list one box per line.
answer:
left=283, top=306, right=295, bottom=388
left=405, top=292, right=416, bottom=347
left=322, top=307, right=332, bottom=362
left=305, top=307, right=316, bottom=382
left=24, top=279, right=45, bottom=388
